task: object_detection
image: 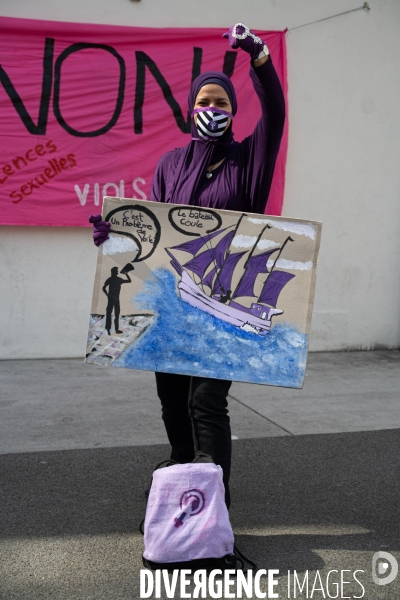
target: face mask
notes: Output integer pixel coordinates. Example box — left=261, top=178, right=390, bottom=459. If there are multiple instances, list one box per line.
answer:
left=191, top=107, right=233, bottom=141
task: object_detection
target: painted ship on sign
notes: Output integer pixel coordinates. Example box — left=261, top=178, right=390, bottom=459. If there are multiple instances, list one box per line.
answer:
left=166, top=215, right=295, bottom=336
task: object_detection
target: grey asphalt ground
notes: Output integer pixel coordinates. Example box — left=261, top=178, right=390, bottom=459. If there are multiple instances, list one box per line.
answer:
left=1, top=351, right=400, bottom=599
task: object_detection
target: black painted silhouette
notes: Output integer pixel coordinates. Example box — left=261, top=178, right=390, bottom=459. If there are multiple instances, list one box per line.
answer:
left=102, top=266, right=132, bottom=334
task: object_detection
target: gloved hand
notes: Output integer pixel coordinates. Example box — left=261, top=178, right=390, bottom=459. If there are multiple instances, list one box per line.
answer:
left=89, top=214, right=111, bottom=247
left=223, top=23, right=268, bottom=61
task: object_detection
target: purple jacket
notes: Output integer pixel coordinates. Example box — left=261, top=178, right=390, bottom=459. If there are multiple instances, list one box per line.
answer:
left=150, top=58, right=285, bottom=215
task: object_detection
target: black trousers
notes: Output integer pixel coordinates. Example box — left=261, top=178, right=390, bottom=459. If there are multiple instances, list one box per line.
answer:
left=155, top=372, right=232, bottom=508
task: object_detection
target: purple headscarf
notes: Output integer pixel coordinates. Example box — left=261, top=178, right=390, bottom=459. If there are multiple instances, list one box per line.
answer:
left=167, top=71, right=238, bottom=205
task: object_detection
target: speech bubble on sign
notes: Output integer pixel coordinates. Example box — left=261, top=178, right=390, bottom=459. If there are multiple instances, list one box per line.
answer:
left=168, top=206, right=222, bottom=237
left=104, top=204, right=161, bottom=262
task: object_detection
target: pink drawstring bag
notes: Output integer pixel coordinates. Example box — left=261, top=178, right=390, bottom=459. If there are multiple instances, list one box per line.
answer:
left=142, top=461, right=236, bottom=570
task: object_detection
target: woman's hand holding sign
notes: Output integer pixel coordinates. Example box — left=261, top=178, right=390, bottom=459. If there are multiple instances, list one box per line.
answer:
left=89, top=214, right=111, bottom=246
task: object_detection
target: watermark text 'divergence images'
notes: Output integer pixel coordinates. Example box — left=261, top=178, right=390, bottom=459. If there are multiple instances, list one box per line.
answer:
left=140, top=553, right=399, bottom=598
left=140, top=568, right=366, bottom=598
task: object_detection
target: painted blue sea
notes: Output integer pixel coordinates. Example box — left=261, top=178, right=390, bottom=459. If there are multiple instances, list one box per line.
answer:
left=113, top=269, right=308, bottom=388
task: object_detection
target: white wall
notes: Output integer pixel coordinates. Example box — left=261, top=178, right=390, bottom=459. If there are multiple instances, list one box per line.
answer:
left=1, top=0, right=399, bottom=358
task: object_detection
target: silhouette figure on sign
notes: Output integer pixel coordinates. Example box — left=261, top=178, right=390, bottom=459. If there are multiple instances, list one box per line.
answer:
left=102, top=266, right=132, bottom=335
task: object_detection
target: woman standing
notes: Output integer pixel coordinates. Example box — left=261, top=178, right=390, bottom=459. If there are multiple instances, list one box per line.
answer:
left=91, top=23, right=285, bottom=508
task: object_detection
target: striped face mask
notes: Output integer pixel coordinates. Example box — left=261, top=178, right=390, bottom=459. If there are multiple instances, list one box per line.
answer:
left=191, top=107, right=233, bottom=141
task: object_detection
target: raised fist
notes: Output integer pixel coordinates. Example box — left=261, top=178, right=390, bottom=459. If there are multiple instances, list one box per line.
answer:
left=223, top=23, right=268, bottom=61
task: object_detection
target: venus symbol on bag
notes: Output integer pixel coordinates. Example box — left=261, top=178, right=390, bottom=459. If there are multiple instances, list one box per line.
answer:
left=173, top=489, right=205, bottom=528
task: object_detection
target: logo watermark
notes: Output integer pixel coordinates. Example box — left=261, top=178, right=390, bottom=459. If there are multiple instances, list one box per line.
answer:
left=372, top=551, right=398, bottom=586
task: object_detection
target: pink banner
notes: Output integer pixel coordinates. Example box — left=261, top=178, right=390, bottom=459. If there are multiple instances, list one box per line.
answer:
left=0, top=17, right=288, bottom=227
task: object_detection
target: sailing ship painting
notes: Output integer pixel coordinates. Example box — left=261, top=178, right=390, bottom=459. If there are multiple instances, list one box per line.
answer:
left=86, top=198, right=322, bottom=389
left=165, top=215, right=295, bottom=337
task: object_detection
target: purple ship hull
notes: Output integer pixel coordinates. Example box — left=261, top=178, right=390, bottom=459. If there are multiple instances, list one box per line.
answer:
left=179, top=270, right=283, bottom=336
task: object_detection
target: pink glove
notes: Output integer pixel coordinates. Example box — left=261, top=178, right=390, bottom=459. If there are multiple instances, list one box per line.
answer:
left=89, top=214, right=111, bottom=247
left=223, top=23, right=268, bottom=61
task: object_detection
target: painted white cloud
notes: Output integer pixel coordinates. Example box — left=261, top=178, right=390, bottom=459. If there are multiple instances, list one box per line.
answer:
left=266, top=259, right=313, bottom=271
left=232, top=235, right=280, bottom=251
left=232, top=234, right=257, bottom=248
left=247, top=218, right=316, bottom=240
left=102, top=234, right=139, bottom=256
left=257, top=239, right=280, bottom=250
